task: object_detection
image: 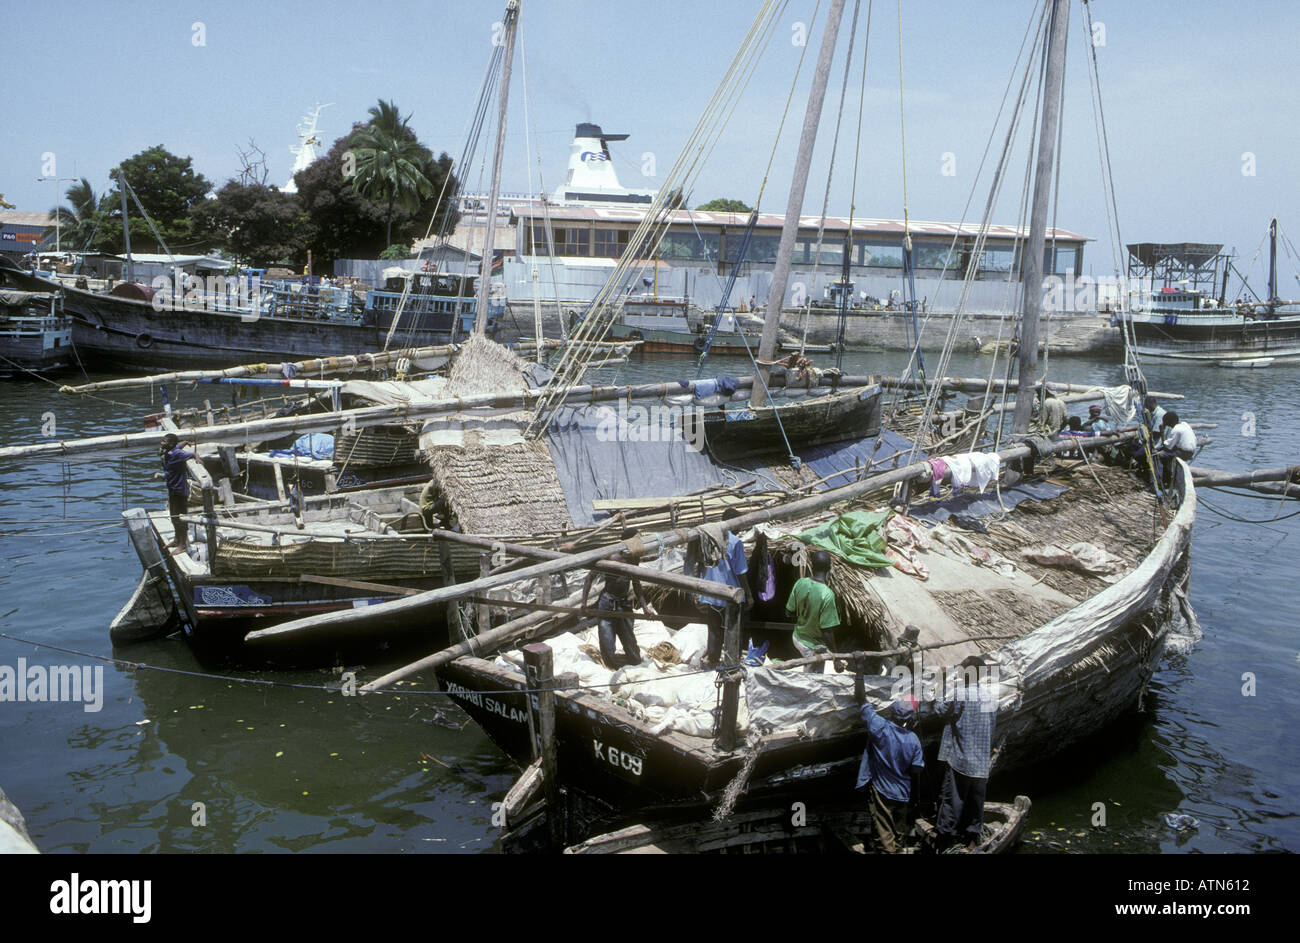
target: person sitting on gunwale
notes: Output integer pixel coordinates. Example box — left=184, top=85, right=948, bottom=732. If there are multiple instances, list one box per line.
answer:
left=1154, top=410, right=1197, bottom=489
left=856, top=696, right=925, bottom=853
left=581, top=531, right=657, bottom=669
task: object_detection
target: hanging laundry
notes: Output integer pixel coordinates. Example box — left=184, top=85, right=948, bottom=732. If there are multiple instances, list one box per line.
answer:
left=968, top=452, right=1001, bottom=494
left=927, top=457, right=949, bottom=497
left=749, top=531, right=777, bottom=604
left=946, top=454, right=973, bottom=492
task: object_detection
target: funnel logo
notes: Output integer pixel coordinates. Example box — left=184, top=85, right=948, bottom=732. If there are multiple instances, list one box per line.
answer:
left=579, top=151, right=609, bottom=162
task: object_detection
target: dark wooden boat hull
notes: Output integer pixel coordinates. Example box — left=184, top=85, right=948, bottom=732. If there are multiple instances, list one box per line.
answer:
left=60, top=284, right=461, bottom=371
left=1127, top=313, right=1300, bottom=363
left=559, top=794, right=1031, bottom=854
left=700, top=383, right=882, bottom=460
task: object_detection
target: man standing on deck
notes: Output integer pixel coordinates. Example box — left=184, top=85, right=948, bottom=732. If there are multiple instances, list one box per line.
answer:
left=582, top=533, right=657, bottom=668
left=935, top=655, right=997, bottom=851
left=786, top=549, right=840, bottom=673
left=690, top=509, right=752, bottom=670
left=856, top=697, right=925, bottom=853
left=159, top=433, right=194, bottom=553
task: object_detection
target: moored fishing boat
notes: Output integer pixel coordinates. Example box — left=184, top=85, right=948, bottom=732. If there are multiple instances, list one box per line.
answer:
left=1119, top=221, right=1300, bottom=365
left=0, top=286, right=71, bottom=376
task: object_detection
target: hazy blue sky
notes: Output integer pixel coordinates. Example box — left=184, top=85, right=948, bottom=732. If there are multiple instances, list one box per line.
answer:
left=4, top=0, right=1298, bottom=286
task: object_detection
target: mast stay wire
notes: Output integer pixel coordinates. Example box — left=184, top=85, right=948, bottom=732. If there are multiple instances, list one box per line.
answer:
left=896, top=0, right=1050, bottom=467
left=881, top=0, right=1048, bottom=425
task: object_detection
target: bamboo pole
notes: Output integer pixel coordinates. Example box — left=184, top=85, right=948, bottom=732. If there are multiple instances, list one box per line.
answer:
left=56, top=340, right=564, bottom=395
left=359, top=590, right=585, bottom=693
left=243, top=539, right=744, bottom=645
left=475, top=0, right=520, bottom=335
left=878, top=375, right=1183, bottom=399
left=1, top=374, right=879, bottom=464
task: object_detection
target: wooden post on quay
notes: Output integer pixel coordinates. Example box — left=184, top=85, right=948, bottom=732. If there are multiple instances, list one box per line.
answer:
left=716, top=602, right=743, bottom=752
left=476, top=553, right=492, bottom=636
left=522, top=642, right=563, bottom=848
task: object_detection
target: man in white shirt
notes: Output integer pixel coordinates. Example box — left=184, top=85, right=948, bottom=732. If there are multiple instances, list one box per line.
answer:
left=1155, top=411, right=1197, bottom=488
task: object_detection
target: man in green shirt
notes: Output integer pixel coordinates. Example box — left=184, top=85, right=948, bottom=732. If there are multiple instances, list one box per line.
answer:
left=786, top=549, right=840, bottom=673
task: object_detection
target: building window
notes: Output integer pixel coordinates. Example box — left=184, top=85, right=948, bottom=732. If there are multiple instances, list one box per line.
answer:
left=657, top=229, right=718, bottom=261
left=554, top=227, right=590, bottom=257
left=976, top=245, right=1016, bottom=274
left=859, top=242, right=905, bottom=268
left=593, top=228, right=629, bottom=259
left=723, top=233, right=781, bottom=263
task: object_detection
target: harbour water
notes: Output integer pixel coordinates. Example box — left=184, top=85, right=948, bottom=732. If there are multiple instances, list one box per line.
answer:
left=0, top=348, right=1296, bottom=853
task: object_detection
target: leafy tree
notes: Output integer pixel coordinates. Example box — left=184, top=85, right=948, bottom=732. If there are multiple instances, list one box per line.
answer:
left=106, top=146, right=213, bottom=253
left=294, top=103, right=459, bottom=266
left=190, top=183, right=306, bottom=267
left=696, top=197, right=753, bottom=213
left=349, top=99, right=436, bottom=247
left=46, top=178, right=112, bottom=252
left=379, top=244, right=410, bottom=260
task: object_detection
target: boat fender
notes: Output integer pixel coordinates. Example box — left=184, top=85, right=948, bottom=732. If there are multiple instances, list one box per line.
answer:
left=694, top=335, right=708, bottom=352
left=629, top=330, right=644, bottom=342
left=136, top=332, right=154, bottom=349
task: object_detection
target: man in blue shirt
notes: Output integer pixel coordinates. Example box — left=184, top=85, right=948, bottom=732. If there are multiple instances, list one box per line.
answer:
left=159, top=433, right=195, bottom=552
left=689, top=509, right=752, bottom=669
left=857, top=697, right=925, bottom=853
left=935, top=655, right=997, bottom=851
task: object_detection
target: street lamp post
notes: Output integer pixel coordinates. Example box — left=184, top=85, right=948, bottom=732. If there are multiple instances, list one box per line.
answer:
left=36, top=175, right=78, bottom=262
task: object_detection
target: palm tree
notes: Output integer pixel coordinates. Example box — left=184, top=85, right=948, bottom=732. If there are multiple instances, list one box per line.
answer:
left=348, top=99, right=435, bottom=248
left=47, top=178, right=109, bottom=252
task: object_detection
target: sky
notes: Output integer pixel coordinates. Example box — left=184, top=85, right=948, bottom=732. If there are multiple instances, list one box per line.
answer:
left=3, top=0, right=1298, bottom=288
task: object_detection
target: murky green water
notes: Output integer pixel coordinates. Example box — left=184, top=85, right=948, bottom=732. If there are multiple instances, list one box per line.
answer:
left=1, top=346, right=1296, bottom=852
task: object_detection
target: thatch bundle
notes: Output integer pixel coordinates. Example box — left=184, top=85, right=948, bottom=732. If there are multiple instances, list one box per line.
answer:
left=446, top=333, right=531, bottom=397
left=428, top=442, right=573, bottom=536
left=417, top=336, right=573, bottom=536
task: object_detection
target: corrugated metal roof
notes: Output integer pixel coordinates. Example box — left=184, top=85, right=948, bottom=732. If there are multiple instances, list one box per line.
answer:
left=0, top=211, right=56, bottom=227
left=509, top=203, right=1091, bottom=242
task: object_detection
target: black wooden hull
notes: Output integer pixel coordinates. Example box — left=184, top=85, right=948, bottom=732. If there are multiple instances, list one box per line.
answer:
left=1126, top=312, right=1300, bottom=363
left=701, top=384, right=883, bottom=461
left=61, top=285, right=461, bottom=371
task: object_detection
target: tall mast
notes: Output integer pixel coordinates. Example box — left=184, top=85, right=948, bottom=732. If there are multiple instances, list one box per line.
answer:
left=1268, top=217, right=1278, bottom=304
left=749, top=0, right=848, bottom=407
left=117, top=169, right=134, bottom=284
left=474, top=0, right=521, bottom=335
left=1010, top=0, right=1070, bottom=435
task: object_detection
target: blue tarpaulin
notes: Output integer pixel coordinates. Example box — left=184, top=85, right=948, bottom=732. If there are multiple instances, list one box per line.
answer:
left=268, top=433, right=334, bottom=460
left=543, top=405, right=729, bottom=527
left=799, top=428, right=922, bottom=491
left=910, top=480, right=1068, bottom=528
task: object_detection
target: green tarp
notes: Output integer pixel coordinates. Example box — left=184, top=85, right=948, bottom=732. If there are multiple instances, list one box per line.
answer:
left=796, top=509, right=893, bottom=568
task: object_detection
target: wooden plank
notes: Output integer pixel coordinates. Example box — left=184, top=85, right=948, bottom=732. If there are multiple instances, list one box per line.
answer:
left=298, top=574, right=420, bottom=596
left=592, top=495, right=751, bottom=511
